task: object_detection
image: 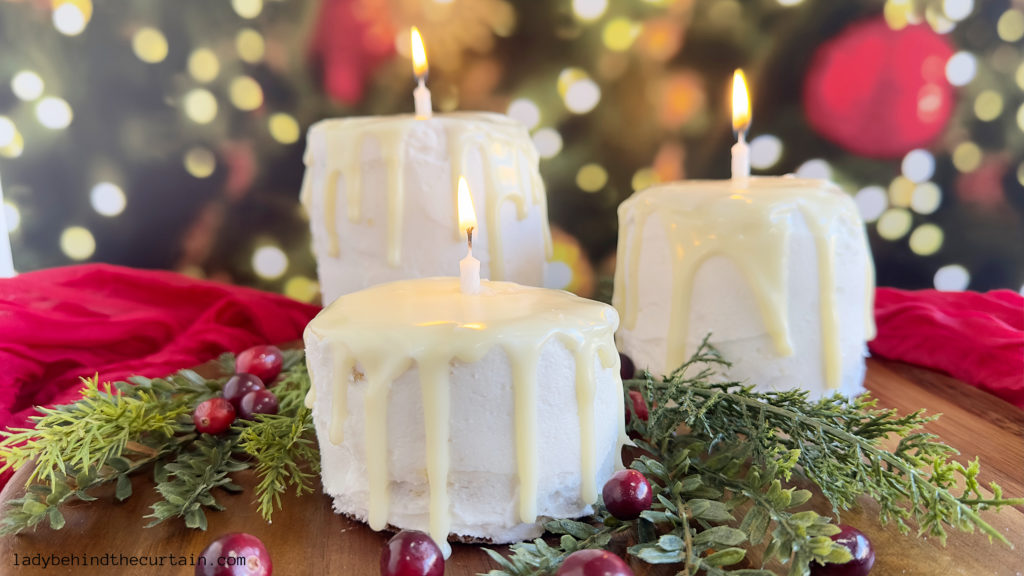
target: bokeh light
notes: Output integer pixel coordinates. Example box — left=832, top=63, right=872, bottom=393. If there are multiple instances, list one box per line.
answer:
left=232, top=0, right=263, bottom=19
left=284, top=276, right=320, bottom=303
left=603, top=18, right=640, bottom=52
left=576, top=164, right=608, bottom=192
left=910, top=182, right=942, bottom=215
left=901, top=149, right=935, bottom=183
left=750, top=134, right=783, bottom=169
left=532, top=128, right=562, bottom=159
left=3, top=201, right=20, bottom=233
left=795, top=158, right=832, bottom=179
left=0, top=131, right=24, bottom=158
left=632, top=168, right=657, bottom=191
left=184, top=147, right=216, bottom=178
left=188, top=49, right=220, bottom=83
left=974, top=90, right=1003, bottom=121
left=952, top=141, right=982, bottom=172
left=854, top=185, right=888, bottom=222
left=90, top=182, right=126, bottom=217
left=572, top=0, right=608, bottom=22
left=877, top=208, right=913, bottom=240
left=997, top=9, right=1024, bottom=43
left=236, top=29, right=266, bottom=63
left=944, top=52, right=976, bottom=86
left=909, top=223, right=944, bottom=256
left=60, top=226, right=96, bottom=260
left=943, top=0, right=973, bottom=21
left=52, top=0, right=90, bottom=36
left=563, top=78, right=601, bottom=114
left=132, top=28, right=169, bottom=64
left=0, top=117, right=15, bottom=147
left=230, top=76, right=264, bottom=111
left=11, top=71, right=44, bottom=101
left=252, top=244, right=288, bottom=279
left=888, top=176, right=915, bottom=207
left=934, top=264, right=970, bottom=291
left=35, top=97, right=73, bottom=130
left=507, top=99, right=540, bottom=130
left=268, top=113, right=300, bottom=144
left=183, top=89, right=218, bottom=124
left=778, top=0, right=805, bottom=6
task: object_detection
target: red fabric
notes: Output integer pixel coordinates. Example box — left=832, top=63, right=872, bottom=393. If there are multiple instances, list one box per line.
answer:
left=870, top=287, right=1024, bottom=408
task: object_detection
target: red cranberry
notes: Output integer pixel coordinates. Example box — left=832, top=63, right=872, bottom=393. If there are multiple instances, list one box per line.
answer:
left=557, top=549, right=633, bottom=576
left=624, top=390, right=649, bottom=426
left=195, top=532, right=272, bottom=576
left=380, top=530, right=444, bottom=576
left=193, top=398, right=236, bottom=435
left=236, top=345, right=284, bottom=384
left=619, top=353, right=635, bottom=380
left=222, top=374, right=266, bottom=409
left=602, top=469, right=653, bottom=520
left=239, top=390, right=279, bottom=420
left=809, top=525, right=875, bottom=576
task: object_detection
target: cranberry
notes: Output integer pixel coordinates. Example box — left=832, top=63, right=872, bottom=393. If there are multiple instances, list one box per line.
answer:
left=193, top=398, right=236, bottom=435
left=624, top=390, right=649, bottom=426
left=236, top=345, right=284, bottom=384
left=380, top=530, right=444, bottom=576
left=239, top=390, right=279, bottom=420
left=557, top=549, right=633, bottom=576
left=222, top=374, right=266, bottom=409
left=619, top=353, right=635, bottom=380
left=195, top=532, right=272, bottom=576
left=809, top=525, right=875, bottom=576
left=602, top=469, right=653, bottom=520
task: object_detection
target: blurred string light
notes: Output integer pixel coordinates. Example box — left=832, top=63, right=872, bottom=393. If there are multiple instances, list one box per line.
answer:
left=777, top=0, right=805, bottom=6
left=252, top=244, right=288, bottom=279
left=132, top=28, right=169, bottom=64
left=750, top=134, right=783, bottom=169
left=184, top=147, right=216, bottom=178
left=558, top=68, right=601, bottom=114
left=236, top=29, right=265, bottom=63
left=997, top=9, right=1024, bottom=43
left=943, top=0, right=973, bottom=21
left=854, top=185, right=888, bottom=222
left=35, top=97, right=73, bottom=130
left=952, top=141, right=982, bottom=172
left=230, top=76, right=264, bottom=111
left=268, top=113, right=300, bottom=144
left=506, top=99, right=540, bottom=130
left=795, top=158, right=832, bottom=179
left=232, top=0, right=264, bottom=19
left=188, top=49, right=220, bottom=83
left=901, top=149, right=935, bottom=183
left=183, top=89, right=218, bottom=124
left=934, top=264, right=969, bottom=291
left=52, top=0, right=92, bottom=36
left=576, top=164, right=608, bottom=192
left=532, top=128, right=562, bottom=159
left=877, top=208, right=913, bottom=240
left=572, top=0, right=608, bottom=22
left=11, top=71, right=44, bottom=101
left=89, top=182, right=126, bottom=217
left=3, top=201, right=19, bottom=233
left=944, top=52, right=976, bottom=86
left=889, top=176, right=915, bottom=207
left=910, top=182, right=942, bottom=215
left=603, top=18, right=640, bottom=52
left=974, top=90, right=1003, bottom=121
left=284, top=276, right=320, bottom=303
left=60, top=226, right=95, bottom=260
left=909, top=223, right=944, bottom=256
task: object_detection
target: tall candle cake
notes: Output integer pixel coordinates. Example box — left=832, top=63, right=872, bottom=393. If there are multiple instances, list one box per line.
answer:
left=300, top=113, right=551, bottom=303
left=613, top=178, right=876, bottom=399
left=303, top=277, right=625, bottom=554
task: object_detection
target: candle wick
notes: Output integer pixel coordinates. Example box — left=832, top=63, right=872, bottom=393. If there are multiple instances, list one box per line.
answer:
left=467, top=226, right=474, bottom=250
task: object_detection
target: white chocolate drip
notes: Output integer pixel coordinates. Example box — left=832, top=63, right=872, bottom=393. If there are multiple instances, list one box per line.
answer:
left=305, top=278, right=624, bottom=552
left=613, top=178, right=876, bottom=389
left=305, top=113, right=552, bottom=278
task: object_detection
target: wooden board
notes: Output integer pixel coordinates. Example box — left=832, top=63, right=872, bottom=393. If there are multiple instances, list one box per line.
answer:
left=1, top=358, right=1021, bottom=575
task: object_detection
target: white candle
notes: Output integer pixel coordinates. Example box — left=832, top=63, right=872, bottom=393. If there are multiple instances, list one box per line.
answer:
left=457, top=176, right=480, bottom=294
left=411, top=27, right=432, bottom=119
left=0, top=170, right=14, bottom=278
left=730, top=69, right=751, bottom=180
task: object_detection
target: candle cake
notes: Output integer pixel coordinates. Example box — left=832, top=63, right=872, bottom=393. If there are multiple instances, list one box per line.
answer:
left=303, top=277, right=626, bottom=555
left=300, top=113, right=551, bottom=304
left=613, top=177, right=876, bottom=399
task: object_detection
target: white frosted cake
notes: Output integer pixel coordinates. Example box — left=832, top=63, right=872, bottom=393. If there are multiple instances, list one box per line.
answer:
left=303, top=278, right=625, bottom=555
left=300, top=113, right=551, bottom=304
left=613, top=178, right=876, bottom=399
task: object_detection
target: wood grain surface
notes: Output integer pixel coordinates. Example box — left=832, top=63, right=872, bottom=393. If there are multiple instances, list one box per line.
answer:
left=0, top=358, right=1021, bottom=575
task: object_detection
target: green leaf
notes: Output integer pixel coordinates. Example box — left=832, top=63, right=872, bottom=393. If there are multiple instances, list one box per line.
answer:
left=47, top=508, right=66, bottom=531
left=688, top=498, right=734, bottom=522
left=628, top=543, right=684, bottom=564
left=692, top=526, right=746, bottom=547
left=657, top=534, right=684, bottom=551
left=703, top=547, right=746, bottom=567
left=115, top=475, right=133, bottom=501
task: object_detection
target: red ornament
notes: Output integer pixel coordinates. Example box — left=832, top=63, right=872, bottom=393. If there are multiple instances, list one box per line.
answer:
left=803, top=18, right=955, bottom=159
left=309, top=0, right=396, bottom=105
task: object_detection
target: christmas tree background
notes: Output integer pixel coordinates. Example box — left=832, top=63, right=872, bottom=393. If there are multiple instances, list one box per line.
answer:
left=0, top=0, right=1021, bottom=302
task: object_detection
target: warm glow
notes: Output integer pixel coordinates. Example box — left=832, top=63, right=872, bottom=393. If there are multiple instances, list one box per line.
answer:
left=411, top=27, right=428, bottom=79
left=457, top=176, right=477, bottom=235
left=732, top=69, right=751, bottom=134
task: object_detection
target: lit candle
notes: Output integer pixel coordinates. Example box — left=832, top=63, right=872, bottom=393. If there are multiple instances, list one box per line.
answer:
left=411, top=27, right=432, bottom=119
left=730, top=69, right=751, bottom=180
left=457, top=176, right=480, bottom=294
left=0, top=170, right=13, bottom=278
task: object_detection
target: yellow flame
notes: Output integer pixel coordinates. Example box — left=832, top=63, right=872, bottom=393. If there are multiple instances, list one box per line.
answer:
left=457, top=176, right=477, bottom=234
left=411, top=27, right=428, bottom=78
left=732, top=69, right=751, bottom=133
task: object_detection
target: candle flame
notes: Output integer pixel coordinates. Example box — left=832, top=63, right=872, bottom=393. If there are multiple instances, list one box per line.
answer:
left=457, top=176, right=477, bottom=235
left=732, top=69, right=751, bottom=134
left=411, top=27, right=428, bottom=79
